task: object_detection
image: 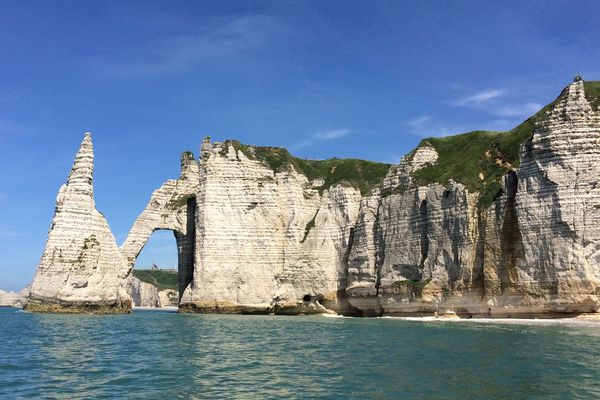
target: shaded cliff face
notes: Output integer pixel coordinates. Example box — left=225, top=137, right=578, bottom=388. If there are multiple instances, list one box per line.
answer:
left=26, top=77, right=600, bottom=316
left=344, top=78, right=600, bottom=316
left=25, top=134, right=131, bottom=313
left=508, top=79, right=600, bottom=313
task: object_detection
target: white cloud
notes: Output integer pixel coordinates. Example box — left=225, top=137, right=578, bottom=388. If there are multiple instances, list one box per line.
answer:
left=454, top=89, right=506, bottom=106
left=404, top=116, right=460, bottom=137
left=452, top=88, right=543, bottom=118
left=405, top=115, right=517, bottom=137
left=290, top=128, right=352, bottom=150
left=315, top=128, right=351, bottom=140
left=492, top=102, right=543, bottom=117
left=406, top=116, right=431, bottom=127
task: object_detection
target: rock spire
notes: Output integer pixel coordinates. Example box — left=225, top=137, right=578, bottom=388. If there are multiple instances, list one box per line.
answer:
left=25, top=133, right=131, bottom=313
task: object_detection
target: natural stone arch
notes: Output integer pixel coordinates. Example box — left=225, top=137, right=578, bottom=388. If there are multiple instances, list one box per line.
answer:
left=121, top=152, right=200, bottom=299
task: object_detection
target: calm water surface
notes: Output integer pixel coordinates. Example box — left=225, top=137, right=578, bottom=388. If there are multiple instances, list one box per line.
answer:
left=1, top=307, right=600, bottom=399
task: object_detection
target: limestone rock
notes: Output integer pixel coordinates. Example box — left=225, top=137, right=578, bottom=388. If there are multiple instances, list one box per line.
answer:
left=496, top=78, right=600, bottom=315
left=25, top=133, right=130, bottom=313
left=0, top=286, right=30, bottom=308
left=130, top=278, right=161, bottom=307
left=121, top=151, right=199, bottom=298
left=159, top=289, right=178, bottom=307
left=27, top=78, right=600, bottom=317
left=178, top=141, right=361, bottom=314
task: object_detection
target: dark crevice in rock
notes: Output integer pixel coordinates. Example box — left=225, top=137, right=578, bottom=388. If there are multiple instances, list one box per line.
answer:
left=499, top=171, right=524, bottom=291
left=419, top=199, right=429, bottom=269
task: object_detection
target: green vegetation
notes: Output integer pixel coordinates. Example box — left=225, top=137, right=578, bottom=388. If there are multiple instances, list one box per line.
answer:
left=133, top=269, right=178, bottom=291
left=412, top=96, right=558, bottom=208
left=220, top=140, right=390, bottom=195
left=217, top=81, right=600, bottom=209
left=584, top=81, right=600, bottom=111
left=167, top=193, right=195, bottom=210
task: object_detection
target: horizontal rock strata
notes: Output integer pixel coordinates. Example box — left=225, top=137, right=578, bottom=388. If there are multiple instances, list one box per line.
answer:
left=25, top=134, right=131, bottom=313
left=27, top=77, right=600, bottom=317
left=130, top=278, right=161, bottom=307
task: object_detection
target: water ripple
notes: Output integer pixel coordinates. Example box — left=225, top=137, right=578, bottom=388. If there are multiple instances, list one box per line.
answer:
left=1, top=308, right=600, bottom=399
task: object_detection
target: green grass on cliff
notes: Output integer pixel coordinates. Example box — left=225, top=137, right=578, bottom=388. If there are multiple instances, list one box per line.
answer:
left=133, top=269, right=178, bottom=291
left=412, top=90, right=560, bottom=207
left=221, top=140, right=391, bottom=195
left=217, top=81, right=600, bottom=208
left=584, top=81, right=600, bottom=110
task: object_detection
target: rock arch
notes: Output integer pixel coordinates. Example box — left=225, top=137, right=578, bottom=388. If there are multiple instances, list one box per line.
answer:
left=121, top=152, right=200, bottom=299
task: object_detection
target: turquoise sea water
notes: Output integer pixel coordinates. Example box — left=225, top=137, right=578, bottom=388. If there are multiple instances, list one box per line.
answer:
left=1, top=308, right=600, bottom=399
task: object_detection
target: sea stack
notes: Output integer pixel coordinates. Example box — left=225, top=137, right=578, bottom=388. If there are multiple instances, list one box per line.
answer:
left=25, top=133, right=131, bottom=313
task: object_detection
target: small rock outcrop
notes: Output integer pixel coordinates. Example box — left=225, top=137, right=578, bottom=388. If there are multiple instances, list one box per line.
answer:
left=130, top=278, right=161, bottom=307
left=0, top=286, right=30, bottom=308
left=25, top=134, right=131, bottom=313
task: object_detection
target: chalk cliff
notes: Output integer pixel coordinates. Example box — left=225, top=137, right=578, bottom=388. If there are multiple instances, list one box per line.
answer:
left=130, top=277, right=161, bottom=308
left=26, top=77, right=600, bottom=317
left=0, top=286, right=30, bottom=308
left=25, top=134, right=131, bottom=313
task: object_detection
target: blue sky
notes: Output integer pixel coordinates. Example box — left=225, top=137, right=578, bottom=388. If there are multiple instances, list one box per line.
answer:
left=1, top=0, right=599, bottom=290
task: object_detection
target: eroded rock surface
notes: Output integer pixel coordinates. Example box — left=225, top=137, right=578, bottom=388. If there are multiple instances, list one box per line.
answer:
left=130, top=278, right=161, bottom=307
left=25, top=134, right=131, bottom=313
left=0, top=286, right=30, bottom=308
left=28, top=78, right=600, bottom=317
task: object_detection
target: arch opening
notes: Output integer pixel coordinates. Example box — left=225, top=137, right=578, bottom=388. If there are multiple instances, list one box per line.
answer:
left=127, top=196, right=197, bottom=306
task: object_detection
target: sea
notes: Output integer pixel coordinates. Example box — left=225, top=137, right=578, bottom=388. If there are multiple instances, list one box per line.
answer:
left=1, top=307, right=599, bottom=399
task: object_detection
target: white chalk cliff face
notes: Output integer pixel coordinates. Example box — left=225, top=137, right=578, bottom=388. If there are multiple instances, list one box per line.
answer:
left=178, top=141, right=361, bottom=314
left=25, top=134, right=131, bottom=313
left=130, top=278, right=161, bottom=308
left=25, top=78, right=600, bottom=316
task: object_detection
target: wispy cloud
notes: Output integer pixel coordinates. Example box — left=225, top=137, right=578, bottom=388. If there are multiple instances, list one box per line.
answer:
left=291, top=128, right=352, bottom=150
left=452, top=88, right=543, bottom=118
left=404, top=116, right=514, bottom=137
left=98, top=15, right=286, bottom=77
left=454, top=89, right=506, bottom=106
left=404, top=116, right=456, bottom=137
left=493, top=102, right=543, bottom=117
left=314, top=128, right=350, bottom=140
left=406, top=116, right=431, bottom=127
left=0, top=118, right=27, bottom=138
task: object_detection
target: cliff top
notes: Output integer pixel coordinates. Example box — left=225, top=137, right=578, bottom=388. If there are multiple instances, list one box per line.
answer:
left=210, top=78, right=599, bottom=206
left=413, top=78, right=600, bottom=207
left=219, top=140, right=391, bottom=195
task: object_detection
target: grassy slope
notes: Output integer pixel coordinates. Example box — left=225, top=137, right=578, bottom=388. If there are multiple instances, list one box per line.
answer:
left=219, top=81, right=598, bottom=208
left=584, top=81, right=600, bottom=110
left=133, top=269, right=178, bottom=291
left=221, top=141, right=391, bottom=195
left=412, top=88, right=564, bottom=207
